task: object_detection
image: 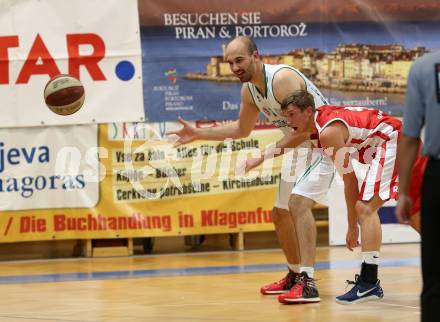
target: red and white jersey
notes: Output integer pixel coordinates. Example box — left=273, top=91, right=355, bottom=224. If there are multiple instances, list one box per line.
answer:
left=314, top=105, right=401, bottom=161
left=314, top=105, right=402, bottom=201
left=313, top=104, right=426, bottom=206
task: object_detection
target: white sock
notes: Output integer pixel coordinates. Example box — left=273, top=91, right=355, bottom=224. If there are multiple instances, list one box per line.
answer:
left=288, top=263, right=300, bottom=273
left=362, top=251, right=380, bottom=265
left=300, top=267, right=314, bottom=278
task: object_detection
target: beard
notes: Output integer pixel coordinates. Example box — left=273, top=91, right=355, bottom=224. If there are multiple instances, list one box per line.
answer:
left=237, top=72, right=252, bottom=83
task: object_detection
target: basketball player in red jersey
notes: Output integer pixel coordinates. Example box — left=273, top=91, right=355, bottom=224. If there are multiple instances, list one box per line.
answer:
left=246, top=89, right=425, bottom=304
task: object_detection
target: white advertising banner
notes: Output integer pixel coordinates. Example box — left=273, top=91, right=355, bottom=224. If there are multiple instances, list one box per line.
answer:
left=0, top=0, right=143, bottom=127
left=0, top=124, right=99, bottom=210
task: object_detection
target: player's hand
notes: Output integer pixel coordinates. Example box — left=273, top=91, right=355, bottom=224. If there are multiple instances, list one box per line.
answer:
left=237, top=156, right=264, bottom=175
left=242, top=156, right=264, bottom=173
left=346, top=225, right=359, bottom=251
left=395, top=193, right=412, bottom=225
left=166, top=117, right=198, bottom=146
left=245, top=156, right=264, bottom=173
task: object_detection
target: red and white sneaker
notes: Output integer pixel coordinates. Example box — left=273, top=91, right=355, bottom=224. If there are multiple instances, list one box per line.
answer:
left=260, top=270, right=298, bottom=295
left=278, top=272, right=320, bottom=303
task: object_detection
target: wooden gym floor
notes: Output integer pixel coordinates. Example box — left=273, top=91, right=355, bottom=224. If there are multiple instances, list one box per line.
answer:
left=0, top=243, right=420, bottom=322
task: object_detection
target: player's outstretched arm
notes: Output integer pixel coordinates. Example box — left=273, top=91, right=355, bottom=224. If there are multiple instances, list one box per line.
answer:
left=241, top=130, right=311, bottom=173
left=320, top=122, right=360, bottom=251
left=167, top=85, right=259, bottom=145
left=166, top=116, right=198, bottom=146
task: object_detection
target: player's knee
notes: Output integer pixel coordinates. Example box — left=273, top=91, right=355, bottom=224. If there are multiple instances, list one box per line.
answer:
left=272, top=207, right=285, bottom=224
left=288, top=195, right=310, bottom=218
left=355, top=201, right=374, bottom=219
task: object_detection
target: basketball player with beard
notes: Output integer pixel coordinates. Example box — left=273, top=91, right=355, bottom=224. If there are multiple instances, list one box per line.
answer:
left=168, top=37, right=335, bottom=303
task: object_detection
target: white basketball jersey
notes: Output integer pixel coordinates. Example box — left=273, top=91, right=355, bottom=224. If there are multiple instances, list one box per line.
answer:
left=247, top=64, right=328, bottom=135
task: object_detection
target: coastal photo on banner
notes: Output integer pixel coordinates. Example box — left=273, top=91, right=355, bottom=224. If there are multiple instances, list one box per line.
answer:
left=140, top=0, right=439, bottom=122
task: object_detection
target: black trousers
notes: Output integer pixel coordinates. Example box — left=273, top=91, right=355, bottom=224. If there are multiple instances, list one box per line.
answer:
left=421, top=158, right=440, bottom=322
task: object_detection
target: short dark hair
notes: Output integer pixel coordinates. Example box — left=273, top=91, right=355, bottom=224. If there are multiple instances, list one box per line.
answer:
left=226, top=36, right=258, bottom=55
left=281, top=90, right=316, bottom=111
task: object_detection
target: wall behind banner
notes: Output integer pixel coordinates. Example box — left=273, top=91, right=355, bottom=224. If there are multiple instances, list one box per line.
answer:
left=139, top=0, right=440, bottom=121
left=2, top=0, right=438, bottom=246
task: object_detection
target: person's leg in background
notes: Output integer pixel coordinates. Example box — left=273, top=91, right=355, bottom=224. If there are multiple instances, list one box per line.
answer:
left=408, top=154, right=428, bottom=234
left=409, top=213, right=420, bottom=234
left=421, top=159, right=440, bottom=322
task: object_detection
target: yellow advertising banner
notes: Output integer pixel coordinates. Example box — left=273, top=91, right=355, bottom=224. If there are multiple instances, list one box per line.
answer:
left=0, top=122, right=287, bottom=242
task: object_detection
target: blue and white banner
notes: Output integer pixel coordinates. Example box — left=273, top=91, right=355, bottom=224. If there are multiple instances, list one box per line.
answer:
left=0, top=124, right=99, bottom=211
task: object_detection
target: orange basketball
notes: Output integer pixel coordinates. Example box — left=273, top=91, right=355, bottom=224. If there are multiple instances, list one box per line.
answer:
left=44, top=75, right=85, bottom=115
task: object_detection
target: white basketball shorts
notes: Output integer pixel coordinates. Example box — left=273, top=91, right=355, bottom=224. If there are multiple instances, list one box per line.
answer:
left=275, top=147, right=335, bottom=209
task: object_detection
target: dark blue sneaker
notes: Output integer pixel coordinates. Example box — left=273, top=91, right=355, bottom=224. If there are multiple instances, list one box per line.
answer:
left=336, top=274, right=384, bottom=305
